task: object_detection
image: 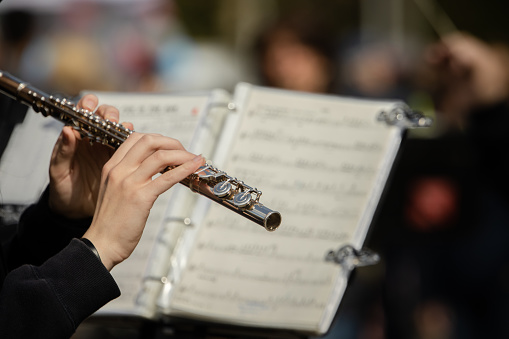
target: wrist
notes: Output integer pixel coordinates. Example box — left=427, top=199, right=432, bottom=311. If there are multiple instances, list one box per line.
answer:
left=80, top=238, right=101, bottom=261
left=82, top=230, right=120, bottom=271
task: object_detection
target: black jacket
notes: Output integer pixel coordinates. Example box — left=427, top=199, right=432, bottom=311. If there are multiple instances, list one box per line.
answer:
left=0, top=188, right=120, bottom=338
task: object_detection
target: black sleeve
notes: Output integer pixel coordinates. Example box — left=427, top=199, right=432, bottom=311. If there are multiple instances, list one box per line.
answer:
left=467, top=101, right=509, bottom=200
left=0, top=239, right=120, bottom=339
left=3, top=187, right=93, bottom=271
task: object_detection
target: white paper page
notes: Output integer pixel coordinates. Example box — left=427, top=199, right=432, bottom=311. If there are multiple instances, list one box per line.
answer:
left=167, top=85, right=402, bottom=334
left=90, top=92, right=212, bottom=316
left=0, top=111, right=62, bottom=205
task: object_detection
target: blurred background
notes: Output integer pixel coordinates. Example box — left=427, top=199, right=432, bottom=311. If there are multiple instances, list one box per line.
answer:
left=3, top=0, right=509, bottom=338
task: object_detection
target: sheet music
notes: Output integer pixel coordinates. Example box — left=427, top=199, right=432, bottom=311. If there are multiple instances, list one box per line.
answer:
left=90, top=92, right=213, bottom=316
left=166, top=85, right=402, bottom=333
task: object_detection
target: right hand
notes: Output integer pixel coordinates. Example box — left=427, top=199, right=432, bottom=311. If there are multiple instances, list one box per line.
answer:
left=419, top=33, right=509, bottom=127
left=82, top=133, right=205, bottom=271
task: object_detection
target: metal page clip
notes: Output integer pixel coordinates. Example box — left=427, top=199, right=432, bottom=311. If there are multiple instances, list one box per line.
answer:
left=325, top=245, right=380, bottom=272
left=378, top=103, right=433, bottom=129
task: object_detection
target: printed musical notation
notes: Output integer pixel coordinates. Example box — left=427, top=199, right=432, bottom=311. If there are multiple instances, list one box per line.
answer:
left=89, top=92, right=205, bottom=140
left=187, top=263, right=334, bottom=286
left=169, top=86, right=400, bottom=329
left=239, top=129, right=384, bottom=153
left=173, top=284, right=330, bottom=314
left=248, top=103, right=377, bottom=129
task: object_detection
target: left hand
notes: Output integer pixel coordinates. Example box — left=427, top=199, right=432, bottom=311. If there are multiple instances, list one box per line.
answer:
left=48, top=94, right=133, bottom=219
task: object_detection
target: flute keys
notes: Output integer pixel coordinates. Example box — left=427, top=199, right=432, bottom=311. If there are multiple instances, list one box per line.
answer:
left=196, top=165, right=224, bottom=181
left=213, top=181, right=232, bottom=198
left=233, top=191, right=253, bottom=208
left=197, top=168, right=216, bottom=179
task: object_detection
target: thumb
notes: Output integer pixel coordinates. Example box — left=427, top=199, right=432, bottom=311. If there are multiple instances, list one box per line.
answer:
left=50, top=126, right=78, bottom=176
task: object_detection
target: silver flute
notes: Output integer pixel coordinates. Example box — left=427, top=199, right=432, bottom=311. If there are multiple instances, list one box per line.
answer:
left=0, top=71, right=281, bottom=231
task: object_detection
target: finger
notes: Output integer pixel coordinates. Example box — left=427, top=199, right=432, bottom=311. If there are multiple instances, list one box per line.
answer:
left=131, top=149, right=198, bottom=183
left=95, top=104, right=120, bottom=123
left=77, top=94, right=99, bottom=111
left=116, top=134, right=186, bottom=174
left=424, top=41, right=450, bottom=66
left=148, top=154, right=205, bottom=196
left=102, top=132, right=145, bottom=173
left=122, top=121, right=134, bottom=131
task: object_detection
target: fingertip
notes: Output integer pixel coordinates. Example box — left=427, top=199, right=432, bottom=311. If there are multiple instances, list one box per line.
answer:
left=192, top=154, right=205, bottom=166
left=63, top=126, right=81, bottom=146
left=186, top=154, right=206, bottom=173
left=98, top=105, right=120, bottom=123
left=122, top=121, right=134, bottom=130
left=79, top=94, right=99, bottom=111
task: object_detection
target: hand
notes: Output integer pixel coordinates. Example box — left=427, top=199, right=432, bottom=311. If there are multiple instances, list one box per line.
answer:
left=48, top=94, right=133, bottom=219
left=442, top=33, right=509, bottom=106
left=419, top=33, right=509, bottom=127
left=82, top=133, right=205, bottom=271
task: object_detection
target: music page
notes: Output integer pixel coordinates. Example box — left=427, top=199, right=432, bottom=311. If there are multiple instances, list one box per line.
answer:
left=91, top=92, right=213, bottom=316
left=166, top=85, right=402, bottom=333
left=0, top=112, right=62, bottom=205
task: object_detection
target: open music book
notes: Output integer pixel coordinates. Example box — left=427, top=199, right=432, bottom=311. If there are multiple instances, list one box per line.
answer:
left=0, top=83, right=429, bottom=336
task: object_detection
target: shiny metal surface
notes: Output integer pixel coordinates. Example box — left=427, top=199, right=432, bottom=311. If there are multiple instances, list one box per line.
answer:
left=0, top=70, right=281, bottom=231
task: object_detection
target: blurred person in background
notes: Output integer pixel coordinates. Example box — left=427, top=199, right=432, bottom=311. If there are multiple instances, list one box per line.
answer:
left=24, top=0, right=115, bottom=96
left=338, top=39, right=413, bottom=102
left=253, top=7, right=339, bottom=94
left=151, top=1, right=241, bottom=92
left=415, top=32, right=509, bottom=131
left=0, top=1, right=115, bottom=97
left=373, top=32, right=509, bottom=339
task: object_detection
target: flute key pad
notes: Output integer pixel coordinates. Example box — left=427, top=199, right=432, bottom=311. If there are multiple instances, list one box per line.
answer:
left=213, top=181, right=232, bottom=198
left=233, top=191, right=253, bottom=208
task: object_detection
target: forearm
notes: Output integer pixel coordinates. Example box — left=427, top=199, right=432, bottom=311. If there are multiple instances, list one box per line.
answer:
left=0, top=239, right=120, bottom=339
left=5, top=187, right=92, bottom=270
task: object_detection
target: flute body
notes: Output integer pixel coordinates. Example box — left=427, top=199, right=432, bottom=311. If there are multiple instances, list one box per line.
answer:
left=0, top=71, right=281, bottom=231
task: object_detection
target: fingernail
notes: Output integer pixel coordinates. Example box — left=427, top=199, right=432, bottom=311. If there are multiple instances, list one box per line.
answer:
left=122, top=122, right=133, bottom=130
left=193, top=154, right=204, bottom=163
left=83, top=98, right=95, bottom=110
left=105, top=111, right=119, bottom=122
